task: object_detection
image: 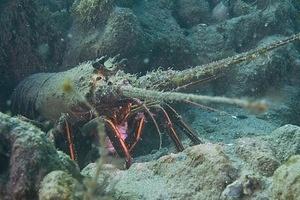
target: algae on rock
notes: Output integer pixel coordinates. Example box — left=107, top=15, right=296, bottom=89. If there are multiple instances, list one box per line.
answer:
left=72, top=0, right=115, bottom=26
left=0, top=112, right=81, bottom=200
left=272, top=155, right=300, bottom=200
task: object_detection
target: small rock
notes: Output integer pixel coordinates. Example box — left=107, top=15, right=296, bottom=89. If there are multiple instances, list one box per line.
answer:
left=221, top=174, right=261, bottom=200
left=221, top=180, right=243, bottom=199
left=39, top=171, right=83, bottom=200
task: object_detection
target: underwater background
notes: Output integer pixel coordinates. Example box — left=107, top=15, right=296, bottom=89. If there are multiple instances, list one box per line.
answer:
left=0, top=0, right=300, bottom=199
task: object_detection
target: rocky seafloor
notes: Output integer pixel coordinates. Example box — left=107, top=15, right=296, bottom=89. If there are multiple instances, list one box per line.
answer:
left=1, top=112, right=300, bottom=199
left=1, top=0, right=300, bottom=199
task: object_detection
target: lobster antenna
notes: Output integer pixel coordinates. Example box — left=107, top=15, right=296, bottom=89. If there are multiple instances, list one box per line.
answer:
left=141, top=33, right=300, bottom=90
left=120, top=86, right=267, bottom=112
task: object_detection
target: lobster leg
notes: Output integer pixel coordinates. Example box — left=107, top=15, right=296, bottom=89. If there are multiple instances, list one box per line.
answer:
left=104, top=119, right=132, bottom=168
left=164, top=104, right=203, bottom=144
left=157, top=106, right=184, bottom=152
left=129, top=114, right=145, bottom=152
left=64, top=119, right=77, bottom=161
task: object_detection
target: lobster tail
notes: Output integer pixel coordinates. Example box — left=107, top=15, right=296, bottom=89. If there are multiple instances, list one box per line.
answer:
left=11, top=73, right=54, bottom=119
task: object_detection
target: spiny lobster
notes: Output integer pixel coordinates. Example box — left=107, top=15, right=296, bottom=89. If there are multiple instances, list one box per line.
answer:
left=11, top=33, right=300, bottom=168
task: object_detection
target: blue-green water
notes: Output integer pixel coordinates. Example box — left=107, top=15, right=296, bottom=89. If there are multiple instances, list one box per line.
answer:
left=0, top=0, right=300, bottom=199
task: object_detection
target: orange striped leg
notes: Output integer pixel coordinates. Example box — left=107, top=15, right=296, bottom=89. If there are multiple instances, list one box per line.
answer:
left=64, top=119, right=76, bottom=161
left=129, top=114, right=145, bottom=152
left=105, top=119, right=132, bottom=169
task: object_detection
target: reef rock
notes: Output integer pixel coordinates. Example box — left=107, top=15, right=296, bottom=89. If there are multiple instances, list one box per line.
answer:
left=174, top=0, right=211, bottom=28
left=267, top=124, right=300, bottom=162
left=272, top=155, right=300, bottom=200
left=0, top=0, right=71, bottom=110
left=39, top=170, right=83, bottom=200
left=0, top=112, right=80, bottom=200
left=82, top=143, right=237, bottom=200
left=235, top=137, right=280, bottom=177
left=221, top=174, right=261, bottom=200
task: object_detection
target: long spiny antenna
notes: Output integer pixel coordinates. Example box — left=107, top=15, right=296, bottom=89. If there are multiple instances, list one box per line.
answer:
left=121, top=33, right=300, bottom=111
left=120, top=86, right=267, bottom=111
left=138, top=33, right=300, bottom=90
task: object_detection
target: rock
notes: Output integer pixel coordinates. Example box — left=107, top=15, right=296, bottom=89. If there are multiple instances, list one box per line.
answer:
left=0, top=112, right=81, bottom=199
left=262, top=85, right=300, bottom=125
left=64, top=0, right=194, bottom=72
left=267, top=124, right=300, bottom=162
left=212, top=1, right=229, bottom=22
left=221, top=179, right=243, bottom=199
left=235, top=137, right=280, bottom=176
left=94, top=8, right=143, bottom=66
left=82, top=144, right=238, bottom=200
left=272, top=155, right=300, bottom=200
left=231, top=0, right=255, bottom=17
left=0, top=0, right=69, bottom=110
left=221, top=36, right=299, bottom=96
left=221, top=174, right=261, bottom=200
left=63, top=0, right=299, bottom=105
left=57, top=151, right=82, bottom=178
left=174, top=0, right=211, bottom=28
left=64, top=5, right=145, bottom=72
left=81, top=162, right=121, bottom=187
left=39, top=170, right=83, bottom=200
left=72, top=0, right=115, bottom=26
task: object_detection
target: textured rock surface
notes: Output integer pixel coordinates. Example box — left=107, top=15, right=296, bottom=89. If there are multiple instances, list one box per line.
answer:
left=267, top=124, right=300, bottom=162
left=221, top=174, right=262, bottom=200
left=64, top=0, right=299, bottom=74
left=82, top=144, right=238, bottom=200
left=0, top=112, right=299, bottom=200
left=39, top=170, right=83, bottom=200
left=233, top=125, right=300, bottom=177
left=0, top=0, right=72, bottom=110
left=174, top=0, right=211, bottom=28
left=0, top=112, right=80, bottom=200
left=272, top=155, right=300, bottom=200
left=235, top=137, right=280, bottom=176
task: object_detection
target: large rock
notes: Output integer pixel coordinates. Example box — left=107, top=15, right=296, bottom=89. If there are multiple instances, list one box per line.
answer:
left=272, top=155, right=300, bottom=200
left=267, top=124, right=300, bottom=162
left=64, top=0, right=298, bottom=75
left=174, top=0, right=211, bottom=28
left=234, top=124, right=300, bottom=177
left=0, top=0, right=71, bottom=110
left=235, top=137, right=280, bottom=177
left=0, top=112, right=80, bottom=199
left=82, top=144, right=238, bottom=200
